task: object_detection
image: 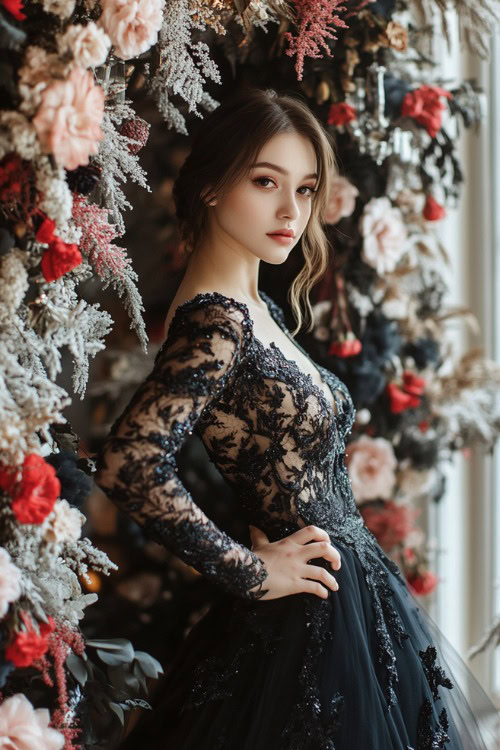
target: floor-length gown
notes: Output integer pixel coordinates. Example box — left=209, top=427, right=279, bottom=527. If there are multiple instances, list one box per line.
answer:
left=94, top=290, right=499, bottom=749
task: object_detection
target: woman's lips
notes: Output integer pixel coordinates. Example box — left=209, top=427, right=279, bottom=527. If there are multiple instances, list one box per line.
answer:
left=266, top=233, right=294, bottom=244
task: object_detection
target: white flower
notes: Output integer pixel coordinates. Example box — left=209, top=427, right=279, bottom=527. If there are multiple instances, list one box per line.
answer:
left=44, top=499, right=86, bottom=545
left=0, top=251, right=28, bottom=323
left=42, top=0, right=76, bottom=19
left=0, top=548, right=22, bottom=618
left=360, top=196, right=408, bottom=275
left=0, top=693, right=65, bottom=750
left=58, top=22, right=112, bottom=69
left=346, top=435, right=398, bottom=503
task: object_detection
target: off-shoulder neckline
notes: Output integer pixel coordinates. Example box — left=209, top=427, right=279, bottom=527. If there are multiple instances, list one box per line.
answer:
left=167, top=290, right=343, bottom=417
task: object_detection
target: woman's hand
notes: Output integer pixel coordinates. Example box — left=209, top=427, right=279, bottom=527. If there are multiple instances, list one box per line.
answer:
left=248, top=524, right=341, bottom=601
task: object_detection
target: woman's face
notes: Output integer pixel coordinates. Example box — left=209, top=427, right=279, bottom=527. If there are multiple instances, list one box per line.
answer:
left=205, top=131, right=318, bottom=265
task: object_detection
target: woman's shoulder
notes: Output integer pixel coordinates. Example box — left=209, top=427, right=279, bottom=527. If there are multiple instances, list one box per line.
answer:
left=163, top=290, right=254, bottom=343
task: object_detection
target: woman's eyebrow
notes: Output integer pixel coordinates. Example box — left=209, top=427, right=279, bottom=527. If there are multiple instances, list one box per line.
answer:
left=250, top=161, right=318, bottom=180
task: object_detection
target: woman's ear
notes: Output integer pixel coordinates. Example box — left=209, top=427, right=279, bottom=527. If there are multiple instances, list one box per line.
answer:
left=201, top=186, right=217, bottom=206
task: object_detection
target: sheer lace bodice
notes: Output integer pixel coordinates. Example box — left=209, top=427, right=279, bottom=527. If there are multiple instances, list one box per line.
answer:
left=94, top=290, right=364, bottom=597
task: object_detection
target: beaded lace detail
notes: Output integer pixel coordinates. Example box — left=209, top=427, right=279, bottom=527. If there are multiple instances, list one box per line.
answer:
left=94, top=290, right=454, bottom=739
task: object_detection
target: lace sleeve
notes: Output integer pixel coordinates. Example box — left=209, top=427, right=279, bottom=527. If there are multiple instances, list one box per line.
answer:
left=93, top=299, right=269, bottom=601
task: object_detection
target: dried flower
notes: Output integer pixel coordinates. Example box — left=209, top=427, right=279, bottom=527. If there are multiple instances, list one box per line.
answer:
left=0, top=548, right=22, bottom=617
left=0, top=693, right=65, bottom=750
left=58, top=21, right=112, bottom=69
left=382, top=21, right=408, bottom=52
left=0, top=250, right=28, bottom=322
left=401, top=85, right=452, bottom=139
left=323, top=174, right=359, bottom=224
left=33, top=67, right=105, bottom=170
left=44, top=499, right=86, bottom=545
left=360, top=196, right=407, bottom=274
left=99, top=0, right=165, bottom=60
left=0, top=453, right=60, bottom=525
left=346, top=435, right=397, bottom=503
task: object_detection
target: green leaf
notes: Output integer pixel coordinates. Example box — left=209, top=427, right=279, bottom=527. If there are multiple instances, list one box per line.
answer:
left=66, top=652, right=88, bottom=687
left=134, top=651, right=164, bottom=678
left=109, top=702, right=125, bottom=725
left=86, top=638, right=135, bottom=652
left=96, top=649, right=133, bottom=667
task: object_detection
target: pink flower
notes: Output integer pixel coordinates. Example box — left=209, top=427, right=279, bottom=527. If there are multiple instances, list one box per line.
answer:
left=323, top=175, right=359, bottom=224
left=0, top=693, right=64, bottom=750
left=359, top=196, right=407, bottom=274
left=0, top=548, right=21, bottom=618
left=346, top=435, right=397, bottom=503
left=99, top=0, right=165, bottom=60
left=58, top=22, right=112, bottom=69
left=32, top=67, right=105, bottom=171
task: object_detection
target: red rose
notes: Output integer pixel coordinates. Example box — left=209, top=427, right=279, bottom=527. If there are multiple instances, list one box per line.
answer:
left=0, top=453, right=60, bottom=525
left=386, top=383, right=421, bottom=413
left=327, top=102, right=357, bottom=127
left=5, top=612, right=55, bottom=668
left=1, top=0, right=26, bottom=21
left=360, top=500, right=418, bottom=551
left=41, top=237, right=83, bottom=282
left=406, top=571, right=438, bottom=596
left=423, top=194, right=446, bottom=221
left=401, top=85, right=452, bottom=138
left=402, top=370, right=426, bottom=396
left=328, top=336, right=362, bottom=357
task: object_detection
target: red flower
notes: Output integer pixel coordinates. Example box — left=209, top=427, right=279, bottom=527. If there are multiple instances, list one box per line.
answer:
left=41, top=238, right=83, bottom=282
left=402, top=370, right=426, bottom=396
left=328, top=336, right=362, bottom=357
left=327, top=102, right=357, bottom=127
left=423, top=194, right=446, bottom=221
left=5, top=612, right=56, bottom=668
left=406, top=571, right=438, bottom=596
left=360, top=500, right=418, bottom=551
left=401, top=85, right=452, bottom=138
left=386, top=383, right=421, bottom=413
left=0, top=453, right=60, bottom=525
left=1, top=0, right=26, bottom=20
left=35, top=213, right=83, bottom=282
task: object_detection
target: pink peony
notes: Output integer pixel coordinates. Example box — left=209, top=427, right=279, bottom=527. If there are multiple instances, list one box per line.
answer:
left=58, top=21, right=112, bottom=69
left=0, top=548, right=21, bottom=618
left=323, top=175, right=359, bottom=224
left=99, top=0, right=165, bottom=60
left=345, top=435, right=397, bottom=503
left=32, top=67, right=105, bottom=171
left=0, top=693, right=65, bottom=750
left=359, top=196, right=407, bottom=274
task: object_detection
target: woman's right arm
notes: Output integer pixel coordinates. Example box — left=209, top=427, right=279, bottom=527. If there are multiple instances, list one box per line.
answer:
left=93, top=300, right=270, bottom=601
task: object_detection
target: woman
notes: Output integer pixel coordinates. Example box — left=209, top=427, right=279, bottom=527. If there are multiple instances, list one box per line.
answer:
left=94, top=87, right=498, bottom=749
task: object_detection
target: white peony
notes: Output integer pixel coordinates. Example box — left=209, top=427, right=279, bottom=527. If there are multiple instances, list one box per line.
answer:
left=360, top=196, right=408, bottom=275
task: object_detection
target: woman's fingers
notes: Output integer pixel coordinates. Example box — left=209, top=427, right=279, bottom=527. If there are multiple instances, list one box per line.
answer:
left=302, top=563, right=339, bottom=592
left=300, top=540, right=341, bottom=570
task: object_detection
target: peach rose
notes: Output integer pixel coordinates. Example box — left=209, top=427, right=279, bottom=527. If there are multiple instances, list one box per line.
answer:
left=360, top=196, right=407, bottom=274
left=0, top=694, right=65, bottom=750
left=33, top=67, right=105, bottom=171
left=346, top=435, right=397, bottom=503
left=58, top=22, right=112, bottom=69
left=323, top=175, right=359, bottom=225
left=99, top=0, right=165, bottom=60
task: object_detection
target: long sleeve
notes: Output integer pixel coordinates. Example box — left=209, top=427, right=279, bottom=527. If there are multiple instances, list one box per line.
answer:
left=93, top=299, right=269, bottom=601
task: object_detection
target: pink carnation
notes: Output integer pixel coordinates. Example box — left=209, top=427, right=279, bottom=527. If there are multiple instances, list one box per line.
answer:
left=346, top=435, right=397, bottom=503
left=32, top=67, right=105, bottom=171
left=360, top=196, right=407, bottom=274
left=323, top=175, right=359, bottom=224
left=99, top=0, right=165, bottom=60
left=0, top=693, right=65, bottom=750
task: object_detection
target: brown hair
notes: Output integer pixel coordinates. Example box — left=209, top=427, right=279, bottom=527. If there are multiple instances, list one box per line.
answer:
left=172, top=86, right=337, bottom=335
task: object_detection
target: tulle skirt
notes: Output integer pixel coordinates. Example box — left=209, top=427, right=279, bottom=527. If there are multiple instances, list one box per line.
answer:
left=120, top=541, right=500, bottom=749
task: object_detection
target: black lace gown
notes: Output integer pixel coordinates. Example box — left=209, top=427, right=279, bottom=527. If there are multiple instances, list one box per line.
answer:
left=94, top=291, right=499, bottom=749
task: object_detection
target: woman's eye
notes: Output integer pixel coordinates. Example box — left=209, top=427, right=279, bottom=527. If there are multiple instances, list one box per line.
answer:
left=253, top=177, right=316, bottom=196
